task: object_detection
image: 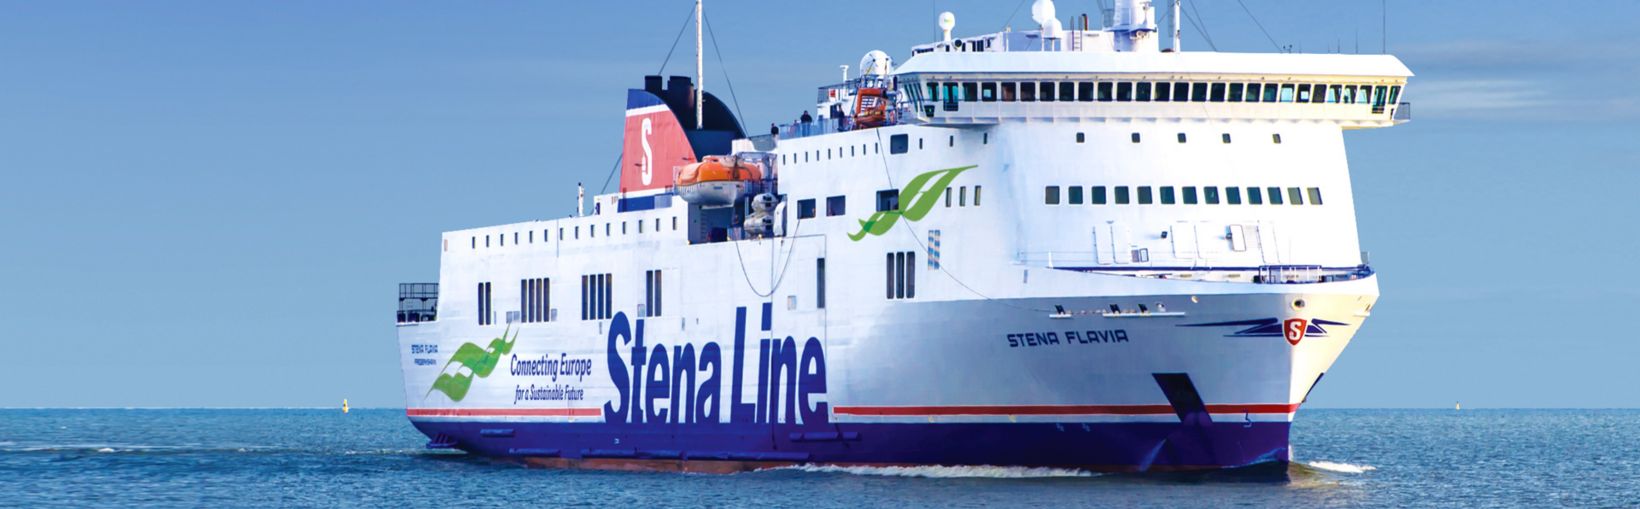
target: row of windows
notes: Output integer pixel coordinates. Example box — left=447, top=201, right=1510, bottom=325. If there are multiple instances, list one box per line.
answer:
left=1045, top=185, right=1324, bottom=206
left=581, top=273, right=613, bottom=321
left=476, top=282, right=494, bottom=326
left=795, top=195, right=847, bottom=219
left=912, top=79, right=1402, bottom=109
left=520, top=278, right=552, bottom=323
left=469, top=216, right=681, bottom=250
left=641, top=270, right=664, bottom=318
left=943, top=185, right=981, bottom=207
left=886, top=251, right=917, bottom=300
left=780, top=142, right=880, bottom=166
left=1080, top=131, right=1283, bottom=145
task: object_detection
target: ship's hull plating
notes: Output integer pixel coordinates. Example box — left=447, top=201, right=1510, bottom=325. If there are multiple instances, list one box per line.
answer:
left=398, top=278, right=1374, bottom=472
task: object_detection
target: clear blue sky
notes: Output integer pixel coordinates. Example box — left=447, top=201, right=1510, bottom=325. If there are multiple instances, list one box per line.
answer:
left=2, top=1, right=1635, bottom=408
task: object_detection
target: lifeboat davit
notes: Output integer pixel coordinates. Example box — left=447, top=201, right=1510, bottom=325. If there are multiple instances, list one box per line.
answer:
left=675, top=156, right=764, bottom=206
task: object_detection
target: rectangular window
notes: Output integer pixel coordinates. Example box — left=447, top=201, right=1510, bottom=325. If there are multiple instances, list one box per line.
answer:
left=1177, top=132, right=1187, bottom=143
left=1079, top=82, right=1096, bottom=102
left=1191, top=82, right=1208, bottom=102
left=1307, top=187, right=1324, bottom=205
left=905, top=251, right=915, bottom=299
left=826, top=196, right=845, bottom=216
left=1246, top=83, right=1262, bottom=102
left=1288, top=187, right=1304, bottom=205
left=1272, top=133, right=1283, bottom=144
left=477, top=282, right=489, bottom=325
left=1342, top=85, right=1356, bottom=104
left=1091, top=186, right=1108, bottom=205
left=1160, top=186, right=1176, bottom=205
left=1228, top=83, right=1244, bottom=102
left=1138, top=186, right=1154, bottom=205
left=1247, top=186, right=1264, bottom=205
left=1116, top=82, right=1133, bottom=102
left=522, top=279, right=530, bottom=323
left=889, top=134, right=909, bottom=154
left=945, top=187, right=952, bottom=207
left=885, top=253, right=895, bottom=299
left=1038, top=82, right=1055, bottom=102
left=1296, top=84, right=1312, bottom=103
left=1183, top=187, right=1199, bottom=205
left=1000, top=82, right=1017, bottom=102
left=1174, top=82, right=1191, bottom=102
left=1076, top=132, right=1085, bottom=143
left=1114, top=186, right=1131, bottom=204
left=980, top=82, right=996, bottom=102
left=1131, top=132, right=1141, bottom=143
left=1210, top=83, right=1227, bottom=102
left=1059, top=82, right=1075, bottom=102
left=1309, top=84, right=1327, bottom=103
left=1044, top=186, right=1061, bottom=205
left=1326, top=84, right=1341, bottom=103
left=961, top=82, right=978, bottom=102
left=816, top=258, right=826, bottom=309
left=1279, top=84, right=1295, bottom=102
left=1264, top=83, right=1280, bottom=102
left=1096, top=81, right=1112, bottom=102
left=1068, top=186, right=1084, bottom=205
left=797, top=199, right=816, bottom=219
left=1222, top=133, right=1232, bottom=144
left=1136, top=82, right=1152, bottom=101
left=1267, top=187, right=1284, bottom=205
left=877, top=189, right=900, bottom=212
left=642, top=270, right=663, bottom=317
left=973, top=186, right=982, bottom=206
left=1204, top=186, right=1220, bottom=204
left=959, top=186, right=967, bottom=206
left=1154, top=82, right=1172, bottom=102
left=1020, top=81, right=1037, bottom=101
left=1226, top=186, right=1242, bottom=205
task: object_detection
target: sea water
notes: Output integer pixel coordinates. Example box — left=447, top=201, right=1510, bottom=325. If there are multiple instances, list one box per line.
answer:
left=2, top=409, right=1635, bottom=507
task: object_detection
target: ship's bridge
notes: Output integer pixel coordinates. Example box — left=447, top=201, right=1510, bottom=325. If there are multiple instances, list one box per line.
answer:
left=891, top=50, right=1411, bottom=129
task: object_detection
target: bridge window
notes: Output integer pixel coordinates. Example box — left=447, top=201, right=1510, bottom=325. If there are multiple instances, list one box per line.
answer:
left=1205, top=187, right=1221, bottom=204
left=1114, top=186, right=1131, bottom=205
left=1296, top=84, right=1312, bottom=103
left=1154, top=82, right=1172, bottom=102
left=1264, top=84, right=1280, bottom=102
left=826, top=195, right=845, bottom=216
left=1136, top=82, right=1152, bottom=101
left=1310, top=84, right=1328, bottom=103
left=1341, top=85, right=1356, bottom=104
left=1079, top=82, right=1096, bottom=102
left=1059, top=82, right=1075, bottom=102
left=1326, top=84, right=1342, bottom=103
left=1279, top=84, right=1295, bottom=102
left=981, top=82, right=997, bottom=102
left=1288, top=187, right=1304, bottom=205
left=1000, top=82, right=1017, bottom=101
left=1137, top=186, right=1154, bottom=205
left=1246, top=83, right=1262, bottom=102
left=1160, top=186, right=1176, bottom=205
left=1183, top=187, right=1199, bottom=205
left=1308, top=187, right=1324, bottom=205
left=1266, top=187, right=1284, bottom=205
left=1247, top=187, right=1264, bottom=205
left=1117, top=82, right=1133, bottom=102
left=1044, top=186, right=1061, bottom=205
left=1210, top=83, right=1227, bottom=102
left=1191, top=82, right=1208, bottom=102
left=797, top=199, right=816, bottom=219
left=1068, top=186, right=1084, bottom=205
left=1174, top=82, right=1191, bottom=102
left=962, top=82, right=978, bottom=102
left=890, top=134, right=909, bottom=154
left=1021, top=82, right=1037, bottom=101
left=1226, top=187, right=1243, bottom=205
left=1091, top=186, right=1108, bottom=205
left=1229, top=83, right=1244, bottom=102
left=1038, top=81, right=1056, bottom=102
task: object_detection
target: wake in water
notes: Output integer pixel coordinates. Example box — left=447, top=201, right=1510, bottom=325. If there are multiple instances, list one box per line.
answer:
left=767, top=464, right=1095, bottom=479
left=1305, top=460, right=1376, bottom=474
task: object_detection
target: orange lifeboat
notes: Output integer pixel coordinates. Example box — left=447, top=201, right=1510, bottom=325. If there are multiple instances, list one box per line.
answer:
left=675, top=156, right=764, bottom=206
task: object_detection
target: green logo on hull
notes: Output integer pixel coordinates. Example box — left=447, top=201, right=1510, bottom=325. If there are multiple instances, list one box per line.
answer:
left=848, top=165, right=974, bottom=241
left=427, top=327, right=517, bottom=402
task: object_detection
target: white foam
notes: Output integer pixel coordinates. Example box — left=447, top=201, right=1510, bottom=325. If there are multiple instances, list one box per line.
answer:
left=769, top=464, right=1094, bottom=478
left=96, top=447, right=116, bottom=453
left=1306, top=460, right=1376, bottom=474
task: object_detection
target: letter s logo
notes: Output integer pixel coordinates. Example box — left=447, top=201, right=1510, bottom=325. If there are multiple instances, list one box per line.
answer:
left=1283, top=318, right=1308, bottom=346
left=640, top=117, right=653, bottom=185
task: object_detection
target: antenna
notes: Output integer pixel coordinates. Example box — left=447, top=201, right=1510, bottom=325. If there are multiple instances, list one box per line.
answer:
left=695, top=0, right=704, bottom=129
left=1381, top=0, right=1387, bottom=54
left=938, top=11, right=955, bottom=42
left=1171, top=0, right=1181, bottom=51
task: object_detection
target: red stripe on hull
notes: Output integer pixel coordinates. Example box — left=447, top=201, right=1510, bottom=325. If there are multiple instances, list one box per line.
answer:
left=406, top=408, right=602, bottom=417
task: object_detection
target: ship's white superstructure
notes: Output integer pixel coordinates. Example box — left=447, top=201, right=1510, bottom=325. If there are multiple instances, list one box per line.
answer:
left=394, top=0, right=1409, bottom=472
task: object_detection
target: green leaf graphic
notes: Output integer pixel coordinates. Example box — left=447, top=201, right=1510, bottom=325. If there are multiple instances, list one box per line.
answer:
left=427, top=327, right=517, bottom=402
left=848, top=165, right=974, bottom=241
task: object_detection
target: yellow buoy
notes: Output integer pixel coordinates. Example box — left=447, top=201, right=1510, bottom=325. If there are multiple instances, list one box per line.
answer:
left=343, top=398, right=350, bottom=414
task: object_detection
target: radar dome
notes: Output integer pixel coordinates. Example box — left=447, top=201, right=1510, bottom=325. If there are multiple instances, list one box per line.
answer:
left=859, top=50, right=893, bottom=76
left=1030, top=0, right=1057, bottom=27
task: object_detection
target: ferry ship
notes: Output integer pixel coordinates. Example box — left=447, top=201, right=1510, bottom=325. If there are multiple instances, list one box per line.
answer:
left=395, top=0, right=1410, bottom=472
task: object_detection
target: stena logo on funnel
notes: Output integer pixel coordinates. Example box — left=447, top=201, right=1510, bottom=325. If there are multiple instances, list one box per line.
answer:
left=1284, top=318, right=1308, bottom=346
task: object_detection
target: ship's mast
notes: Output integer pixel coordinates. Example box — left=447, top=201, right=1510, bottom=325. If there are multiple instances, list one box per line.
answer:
left=695, top=0, right=704, bottom=130
left=1172, top=0, right=1182, bottom=51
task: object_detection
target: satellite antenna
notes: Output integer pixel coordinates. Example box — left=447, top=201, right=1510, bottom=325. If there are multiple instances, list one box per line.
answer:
left=938, top=11, right=955, bottom=42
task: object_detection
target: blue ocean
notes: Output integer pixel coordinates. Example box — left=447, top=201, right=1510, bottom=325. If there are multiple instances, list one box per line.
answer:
left=2, top=409, right=1635, bottom=507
